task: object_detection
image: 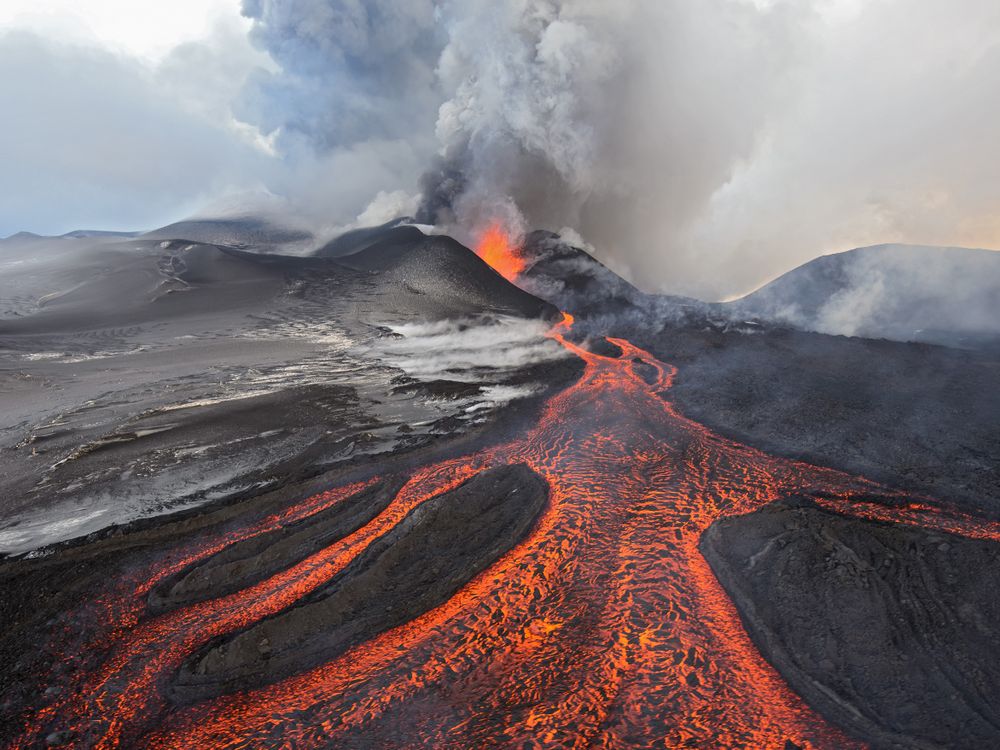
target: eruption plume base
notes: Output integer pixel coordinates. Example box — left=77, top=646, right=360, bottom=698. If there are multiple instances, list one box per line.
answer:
left=475, top=223, right=526, bottom=282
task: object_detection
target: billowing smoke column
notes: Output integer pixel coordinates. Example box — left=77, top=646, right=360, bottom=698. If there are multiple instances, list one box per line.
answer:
left=239, top=1, right=1000, bottom=299
left=239, top=0, right=801, bottom=290
left=240, top=0, right=442, bottom=151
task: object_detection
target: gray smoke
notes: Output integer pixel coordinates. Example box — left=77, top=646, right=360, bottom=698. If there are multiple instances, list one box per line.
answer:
left=236, top=0, right=1000, bottom=299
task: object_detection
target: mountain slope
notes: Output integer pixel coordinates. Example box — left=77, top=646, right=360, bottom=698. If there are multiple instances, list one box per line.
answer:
left=143, top=217, right=313, bottom=252
left=730, top=244, right=1000, bottom=347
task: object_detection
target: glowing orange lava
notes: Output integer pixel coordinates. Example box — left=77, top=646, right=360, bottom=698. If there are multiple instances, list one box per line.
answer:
left=475, top=223, right=526, bottom=282
left=11, top=313, right=1000, bottom=749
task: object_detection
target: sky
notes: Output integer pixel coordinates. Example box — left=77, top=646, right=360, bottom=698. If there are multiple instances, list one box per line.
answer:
left=0, top=0, right=242, bottom=60
left=1, top=0, right=998, bottom=299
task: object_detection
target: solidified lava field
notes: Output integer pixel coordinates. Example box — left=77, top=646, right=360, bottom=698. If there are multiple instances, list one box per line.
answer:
left=2, top=226, right=999, bottom=749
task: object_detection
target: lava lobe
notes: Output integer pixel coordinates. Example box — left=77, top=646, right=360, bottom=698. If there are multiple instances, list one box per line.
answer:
left=171, top=464, right=548, bottom=703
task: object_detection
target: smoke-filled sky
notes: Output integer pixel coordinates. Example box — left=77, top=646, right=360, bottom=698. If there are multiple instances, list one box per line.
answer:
left=2, top=0, right=999, bottom=299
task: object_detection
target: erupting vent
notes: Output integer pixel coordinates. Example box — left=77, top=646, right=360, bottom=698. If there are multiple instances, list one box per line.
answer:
left=475, top=223, right=526, bottom=282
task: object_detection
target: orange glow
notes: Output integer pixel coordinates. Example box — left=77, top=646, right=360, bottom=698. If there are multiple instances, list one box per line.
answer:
left=475, top=223, right=526, bottom=282
left=12, top=314, right=1000, bottom=749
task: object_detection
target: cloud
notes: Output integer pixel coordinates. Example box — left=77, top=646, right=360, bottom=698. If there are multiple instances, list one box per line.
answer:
left=413, top=0, right=817, bottom=291
left=0, top=24, right=273, bottom=236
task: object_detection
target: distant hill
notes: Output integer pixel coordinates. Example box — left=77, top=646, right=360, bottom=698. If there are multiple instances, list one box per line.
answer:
left=60, top=229, right=141, bottom=239
left=144, top=217, right=313, bottom=252
left=313, top=218, right=422, bottom=258
left=730, top=244, right=1000, bottom=348
left=2, top=230, right=140, bottom=242
left=0, top=231, right=46, bottom=247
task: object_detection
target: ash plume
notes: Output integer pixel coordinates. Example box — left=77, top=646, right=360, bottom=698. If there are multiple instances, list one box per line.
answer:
left=236, top=0, right=1000, bottom=300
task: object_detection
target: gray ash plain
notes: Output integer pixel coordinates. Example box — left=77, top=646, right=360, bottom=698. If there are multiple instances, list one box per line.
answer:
left=0, top=228, right=564, bottom=554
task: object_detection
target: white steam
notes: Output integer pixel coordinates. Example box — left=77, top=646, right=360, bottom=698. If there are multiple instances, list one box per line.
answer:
left=374, top=316, right=569, bottom=382
left=734, top=244, right=1000, bottom=344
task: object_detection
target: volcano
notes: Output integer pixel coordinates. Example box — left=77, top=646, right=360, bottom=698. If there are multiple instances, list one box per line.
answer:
left=0, top=222, right=998, bottom=749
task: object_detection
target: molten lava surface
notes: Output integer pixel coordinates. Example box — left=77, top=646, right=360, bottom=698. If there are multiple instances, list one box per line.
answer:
left=475, top=224, right=526, bottom=282
left=12, top=310, right=1000, bottom=749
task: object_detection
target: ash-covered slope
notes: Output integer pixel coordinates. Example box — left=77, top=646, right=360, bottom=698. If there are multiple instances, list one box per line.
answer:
left=1, top=226, right=556, bottom=334
left=730, top=244, right=1000, bottom=348
left=313, top=218, right=423, bottom=258
left=317, top=222, right=559, bottom=322
left=1, top=240, right=286, bottom=334
left=0, top=226, right=565, bottom=553
left=143, top=217, right=313, bottom=253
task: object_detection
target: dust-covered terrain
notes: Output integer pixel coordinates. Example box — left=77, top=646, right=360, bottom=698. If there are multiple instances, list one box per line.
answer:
left=0, top=225, right=564, bottom=554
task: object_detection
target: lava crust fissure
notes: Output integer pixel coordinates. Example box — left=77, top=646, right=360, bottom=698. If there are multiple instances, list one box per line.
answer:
left=171, top=463, right=548, bottom=703
left=148, top=477, right=409, bottom=614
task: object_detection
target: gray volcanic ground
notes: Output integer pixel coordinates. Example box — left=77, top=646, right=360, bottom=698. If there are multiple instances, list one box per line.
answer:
left=0, top=226, right=565, bottom=554
left=0, top=219, right=998, bottom=749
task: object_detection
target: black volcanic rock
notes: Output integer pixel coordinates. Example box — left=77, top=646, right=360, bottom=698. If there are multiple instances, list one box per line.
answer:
left=701, top=496, right=1000, bottom=750
left=653, top=325, right=1000, bottom=515
left=172, top=463, right=548, bottom=701
left=729, top=244, right=1000, bottom=348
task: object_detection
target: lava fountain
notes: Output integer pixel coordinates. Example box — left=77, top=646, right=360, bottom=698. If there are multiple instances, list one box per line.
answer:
left=11, top=231, right=1000, bottom=749
left=474, top=223, right=526, bottom=282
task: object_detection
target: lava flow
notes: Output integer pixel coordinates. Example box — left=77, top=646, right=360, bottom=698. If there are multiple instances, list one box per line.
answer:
left=11, top=245, right=1000, bottom=749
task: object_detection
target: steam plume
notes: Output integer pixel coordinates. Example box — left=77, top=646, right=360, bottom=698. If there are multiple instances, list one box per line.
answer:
left=239, top=0, right=1000, bottom=299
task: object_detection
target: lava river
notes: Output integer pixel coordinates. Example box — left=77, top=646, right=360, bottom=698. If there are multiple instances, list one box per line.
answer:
left=11, top=306, right=1000, bottom=747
